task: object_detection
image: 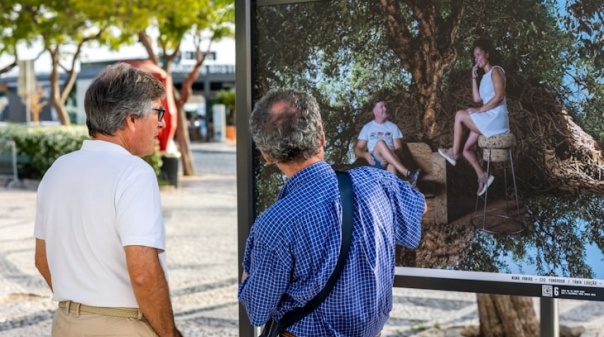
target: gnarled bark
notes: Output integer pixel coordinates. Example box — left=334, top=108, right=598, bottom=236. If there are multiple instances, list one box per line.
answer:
left=477, top=294, right=539, bottom=337
left=379, top=0, right=464, bottom=140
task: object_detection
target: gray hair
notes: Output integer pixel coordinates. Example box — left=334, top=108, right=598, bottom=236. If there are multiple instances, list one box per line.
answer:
left=250, top=88, right=323, bottom=163
left=84, top=63, right=165, bottom=137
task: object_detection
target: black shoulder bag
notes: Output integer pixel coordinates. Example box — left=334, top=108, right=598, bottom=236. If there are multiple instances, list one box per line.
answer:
left=260, top=171, right=354, bottom=337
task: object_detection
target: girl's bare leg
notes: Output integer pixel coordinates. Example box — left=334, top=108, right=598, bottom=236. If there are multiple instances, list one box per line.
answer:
left=463, top=131, right=484, bottom=178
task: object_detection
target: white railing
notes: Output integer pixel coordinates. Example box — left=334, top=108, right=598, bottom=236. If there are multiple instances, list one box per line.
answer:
left=0, top=138, right=20, bottom=188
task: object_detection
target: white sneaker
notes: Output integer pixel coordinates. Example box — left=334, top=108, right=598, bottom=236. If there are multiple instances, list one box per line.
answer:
left=438, top=148, right=457, bottom=166
left=477, top=174, right=494, bottom=196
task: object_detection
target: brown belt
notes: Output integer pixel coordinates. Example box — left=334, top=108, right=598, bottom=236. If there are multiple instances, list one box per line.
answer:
left=59, top=301, right=146, bottom=321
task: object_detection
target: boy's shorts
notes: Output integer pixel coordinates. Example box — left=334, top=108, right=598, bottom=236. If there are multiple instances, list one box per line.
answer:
left=371, top=153, right=385, bottom=170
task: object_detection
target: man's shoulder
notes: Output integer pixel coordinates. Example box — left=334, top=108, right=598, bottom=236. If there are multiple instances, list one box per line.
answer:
left=359, top=120, right=374, bottom=130
left=252, top=184, right=333, bottom=246
left=348, top=166, right=396, bottom=184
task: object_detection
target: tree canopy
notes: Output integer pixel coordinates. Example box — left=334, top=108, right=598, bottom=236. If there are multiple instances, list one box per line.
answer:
left=0, top=0, right=234, bottom=127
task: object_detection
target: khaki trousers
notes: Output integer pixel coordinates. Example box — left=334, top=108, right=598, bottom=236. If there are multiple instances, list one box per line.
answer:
left=52, top=303, right=158, bottom=337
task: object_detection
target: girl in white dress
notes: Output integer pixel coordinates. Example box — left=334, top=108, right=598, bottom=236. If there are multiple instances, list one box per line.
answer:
left=438, top=39, right=510, bottom=196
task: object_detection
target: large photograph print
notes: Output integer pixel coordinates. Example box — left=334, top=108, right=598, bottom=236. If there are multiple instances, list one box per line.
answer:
left=251, top=0, right=604, bottom=300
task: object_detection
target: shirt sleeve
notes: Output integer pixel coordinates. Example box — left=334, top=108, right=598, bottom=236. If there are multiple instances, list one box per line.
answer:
left=238, top=230, right=292, bottom=326
left=388, top=175, right=424, bottom=248
left=392, top=123, right=403, bottom=139
left=116, top=165, right=165, bottom=251
left=358, top=123, right=369, bottom=140
left=33, top=179, right=47, bottom=239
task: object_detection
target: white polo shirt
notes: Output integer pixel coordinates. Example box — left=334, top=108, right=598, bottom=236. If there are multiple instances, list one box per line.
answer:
left=34, top=140, right=167, bottom=308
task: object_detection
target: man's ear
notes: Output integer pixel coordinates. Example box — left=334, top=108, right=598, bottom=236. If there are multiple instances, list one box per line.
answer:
left=125, top=115, right=137, bottom=131
left=261, top=151, right=274, bottom=164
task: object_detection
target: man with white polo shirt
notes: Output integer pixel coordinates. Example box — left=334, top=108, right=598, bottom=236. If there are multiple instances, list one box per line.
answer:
left=34, top=63, right=181, bottom=337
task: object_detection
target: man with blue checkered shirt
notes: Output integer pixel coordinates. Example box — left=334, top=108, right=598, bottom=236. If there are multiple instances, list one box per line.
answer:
left=238, top=88, right=426, bottom=337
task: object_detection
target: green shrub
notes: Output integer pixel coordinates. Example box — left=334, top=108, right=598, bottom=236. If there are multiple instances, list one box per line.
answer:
left=144, top=140, right=163, bottom=176
left=0, top=123, right=162, bottom=180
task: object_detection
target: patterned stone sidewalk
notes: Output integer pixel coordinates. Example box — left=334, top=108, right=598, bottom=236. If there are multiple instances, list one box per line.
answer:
left=1, top=141, right=602, bottom=336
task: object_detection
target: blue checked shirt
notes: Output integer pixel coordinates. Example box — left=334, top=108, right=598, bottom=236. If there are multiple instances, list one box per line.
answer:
left=238, top=161, right=424, bottom=337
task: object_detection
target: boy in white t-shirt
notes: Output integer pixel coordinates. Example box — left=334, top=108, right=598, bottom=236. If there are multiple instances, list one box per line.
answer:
left=355, top=99, right=420, bottom=187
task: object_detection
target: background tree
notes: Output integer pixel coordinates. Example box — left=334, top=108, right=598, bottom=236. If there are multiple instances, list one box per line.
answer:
left=137, top=0, right=234, bottom=176
left=0, top=1, right=45, bottom=75
left=10, top=0, right=153, bottom=125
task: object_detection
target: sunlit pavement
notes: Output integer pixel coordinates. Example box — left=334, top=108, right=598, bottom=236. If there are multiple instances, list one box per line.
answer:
left=1, top=141, right=602, bottom=337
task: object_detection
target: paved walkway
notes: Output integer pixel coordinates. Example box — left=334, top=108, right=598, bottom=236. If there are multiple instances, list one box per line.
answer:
left=0, top=141, right=603, bottom=336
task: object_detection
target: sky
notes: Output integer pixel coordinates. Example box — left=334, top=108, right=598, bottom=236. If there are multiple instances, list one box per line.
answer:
left=0, top=34, right=235, bottom=79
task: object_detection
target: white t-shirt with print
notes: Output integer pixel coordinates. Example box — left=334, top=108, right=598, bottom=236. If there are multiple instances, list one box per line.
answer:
left=358, top=120, right=403, bottom=152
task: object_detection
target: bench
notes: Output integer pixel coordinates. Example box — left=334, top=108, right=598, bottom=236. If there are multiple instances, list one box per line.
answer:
left=0, top=139, right=31, bottom=188
left=406, top=142, right=447, bottom=225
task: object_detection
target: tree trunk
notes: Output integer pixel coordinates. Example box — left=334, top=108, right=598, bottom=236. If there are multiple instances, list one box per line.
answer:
left=173, top=40, right=215, bottom=177
left=379, top=0, right=464, bottom=140
left=173, top=88, right=195, bottom=176
left=477, top=294, right=539, bottom=337
left=48, top=47, right=71, bottom=126
left=143, top=34, right=196, bottom=177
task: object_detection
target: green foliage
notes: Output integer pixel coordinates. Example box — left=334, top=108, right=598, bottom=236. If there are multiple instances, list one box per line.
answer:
left=148, top=0, right=234, bottom=67
left=216, top=89, right=235, bottom=125
left=563, top=0, right=604, bottom=72
left=0, top=124, right=162, bottom=179
left=143, top=140, right=163, bottom=177
left=0, top=124, right=89, bottom=179
left=411, top=324, right=430, bottom=333
left=216, top=89, right=235, bottom=111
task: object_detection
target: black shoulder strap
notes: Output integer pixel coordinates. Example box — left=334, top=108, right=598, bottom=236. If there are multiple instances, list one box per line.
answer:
left=273, top=171, right=354, bottom=334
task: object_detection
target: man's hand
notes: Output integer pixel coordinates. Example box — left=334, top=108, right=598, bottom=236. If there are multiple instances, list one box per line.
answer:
left=365, top=152, right=375, bottom=165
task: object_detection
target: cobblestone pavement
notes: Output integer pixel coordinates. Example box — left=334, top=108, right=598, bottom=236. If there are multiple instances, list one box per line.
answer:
left=1, top=141, right=603, bottom=337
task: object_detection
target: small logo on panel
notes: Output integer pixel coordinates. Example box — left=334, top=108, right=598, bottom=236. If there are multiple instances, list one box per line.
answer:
left=542, top=285, right=553, bottom=297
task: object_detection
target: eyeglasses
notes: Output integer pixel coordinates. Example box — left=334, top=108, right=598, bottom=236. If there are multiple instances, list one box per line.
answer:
left=152, top=107, right=166, bottom=121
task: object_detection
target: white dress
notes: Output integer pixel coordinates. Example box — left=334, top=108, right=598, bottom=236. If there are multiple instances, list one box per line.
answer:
left=470, top=66, right=510, bottom=138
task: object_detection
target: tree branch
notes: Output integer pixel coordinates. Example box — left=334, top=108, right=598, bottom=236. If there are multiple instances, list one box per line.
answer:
left=139, top=30, right=158, bottom=65
left=0, top=60, right=17, bottom=75
left=59, top=28, right=106, bottom=103
left=379, top=0, right=414, bottom=70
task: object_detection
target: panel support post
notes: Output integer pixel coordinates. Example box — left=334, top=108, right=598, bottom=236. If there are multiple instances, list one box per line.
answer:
left=540, top=297, right=558, bottom=337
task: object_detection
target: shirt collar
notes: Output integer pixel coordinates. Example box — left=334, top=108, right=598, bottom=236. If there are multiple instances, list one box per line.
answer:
left=277, top=161, right=332, bottom=200
left=81, top=139, right=131, bottom=156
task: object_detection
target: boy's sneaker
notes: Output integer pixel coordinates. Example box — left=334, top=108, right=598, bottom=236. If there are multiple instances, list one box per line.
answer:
left=438, top=148, right=458, bottom=166
left=407, top=169, right=421, bottom=188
